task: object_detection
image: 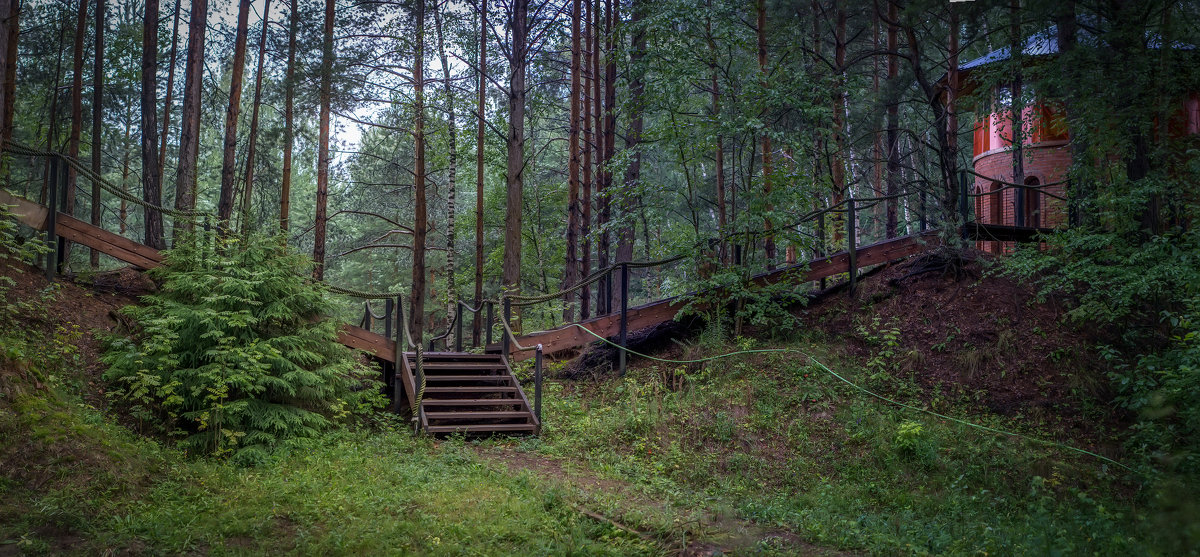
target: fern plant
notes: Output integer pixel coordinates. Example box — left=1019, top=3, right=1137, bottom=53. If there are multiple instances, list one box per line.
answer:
left=102, top=233, right=381, bottom=464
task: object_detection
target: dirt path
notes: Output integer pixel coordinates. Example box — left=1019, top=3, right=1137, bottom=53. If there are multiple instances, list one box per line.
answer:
left=474, top=444, right=851, bottom=556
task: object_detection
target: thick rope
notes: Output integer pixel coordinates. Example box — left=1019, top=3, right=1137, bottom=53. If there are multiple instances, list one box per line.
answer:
left=570, top=323, right=1132, bottom=473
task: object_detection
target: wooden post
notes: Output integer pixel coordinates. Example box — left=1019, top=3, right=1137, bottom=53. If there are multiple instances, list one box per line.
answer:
left=393, top=296, right=405, bottom=413
left=502, top=296, right=511, bottom=361
left=455, top=303, right=463, bottom=352
left=534, top=343, right=543, bottom=423
left=384, top=297, right=394, bottom=340
left=847, top=198, right=857, bottom=296
left=817, top=212, right=826, bottom=290
left=485, top=301, right=494, bottom=347
left=618, top=262, right=628, bottom=376
left=958, top=170, right=969, bottom=241
left=45, top=158, right=60, bottom=282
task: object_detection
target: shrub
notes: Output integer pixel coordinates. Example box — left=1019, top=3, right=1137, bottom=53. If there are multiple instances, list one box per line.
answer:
left=102, top=233, right=381, bottom=464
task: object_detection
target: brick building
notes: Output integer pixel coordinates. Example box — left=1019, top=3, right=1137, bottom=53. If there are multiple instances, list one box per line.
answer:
left=960, top=28, right=1200, bottom=253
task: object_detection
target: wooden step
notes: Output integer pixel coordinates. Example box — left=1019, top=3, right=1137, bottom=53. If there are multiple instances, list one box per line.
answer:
left=425, top=423, right=537, bottom=434
left=423, top=386, right=517, bottom=394
left=409, top=361, right=507, bottom=370
left=420, top=398, right=526, bottom=407
left=424, top=411, right=531, bottom=420
left=423, top=375, right=512, bottom=383
left=407, top=352, right=503, bottom=362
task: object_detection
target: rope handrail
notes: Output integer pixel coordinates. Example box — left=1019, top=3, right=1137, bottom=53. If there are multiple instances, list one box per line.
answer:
left=3, top=140, right=213, bottom=221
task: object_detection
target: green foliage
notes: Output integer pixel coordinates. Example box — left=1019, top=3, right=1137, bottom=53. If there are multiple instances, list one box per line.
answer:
left=679, top=262, right=808, bottom=338
left=101, top=233, right=382, bottom=464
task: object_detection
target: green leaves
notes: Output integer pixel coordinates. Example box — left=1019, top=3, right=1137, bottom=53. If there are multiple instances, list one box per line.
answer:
left=102, top=233, right=382, bottom=465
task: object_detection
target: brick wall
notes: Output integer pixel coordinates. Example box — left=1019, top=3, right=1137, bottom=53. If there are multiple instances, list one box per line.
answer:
left=972, top=142, right=1071, bottom=253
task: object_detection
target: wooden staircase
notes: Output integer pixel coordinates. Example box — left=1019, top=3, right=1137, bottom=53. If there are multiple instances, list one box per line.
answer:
left=399, top=352, right=540, bottom=435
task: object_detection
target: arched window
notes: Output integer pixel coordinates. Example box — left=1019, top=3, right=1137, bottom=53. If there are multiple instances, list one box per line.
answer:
left=989, top=182, right=1003, bottom=225
left=1023, top=177, right=1042, bottom=228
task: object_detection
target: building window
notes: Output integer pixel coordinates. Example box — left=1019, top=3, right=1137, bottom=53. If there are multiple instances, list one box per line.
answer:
left=1023, top=177, right=1042, bottom=228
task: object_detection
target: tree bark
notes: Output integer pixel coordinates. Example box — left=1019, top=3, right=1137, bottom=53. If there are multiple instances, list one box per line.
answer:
left=173, top=0, right=206, bottom=237
left=411, top=0, right=427, bottom=339
left=502, top=0, right=527, bottom=307
left=756, top=0, right=774, bottom=268
left=830, top=4, right=847, bottom=244
left=472, top=0, right=486, bottom=343
left=599, top=0, right=616, bottom=313
left=1010, top=0, right=1024, bottom=225
left=240, top=0, right=271, bottom=233
left=89, top=0, right=104, bottom=268
left=0, top=0, right=18, bottom=151
left=582, top=0, right=599, bottom=319
left=562, top=0, right=582, bottom=322
left=434, top=0, right=458, bottom=324
left=281, top=0, right=298, bottom=232
left=707, top=3, right=726, bottom=263
left=65, top=0, right=88, bottom=262
left=885, top=0, right=899, bottom=238
left=157, top=0, right=180, bottom=203
left=313, top=0, right=333, bottom=280
left=616, top=0, right=643, bottom=275
left=217, top=0, right=251, bottom=226
left=142, top=0, right=165, bottom=249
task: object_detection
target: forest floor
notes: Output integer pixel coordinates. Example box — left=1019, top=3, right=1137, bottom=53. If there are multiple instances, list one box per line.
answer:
left=0, top=250, right=1180, bottom=555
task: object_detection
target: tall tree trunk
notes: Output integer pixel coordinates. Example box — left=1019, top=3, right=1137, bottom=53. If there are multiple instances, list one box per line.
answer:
left=1010, top=0, right=1024, bottom=225
left=313, top=0, right=333, bottom=280
left=89, top=0, right=104, bottom=268
left=0, top=0, right=18, bottom=150
left=434, top=0, right=458, bottom=321
left=281, top=0, right=298, bottom=231
left=240, top=0, right=271, bottom=233
left=173, top=0, right=206, bottom=237
left=472, top=0, right=486, bottom=344
left=756, top=0, right=774, bottom=268
left=216, top=0, right=251, bottom=226
left=412, top=0, right=427, bottom=339
left=502, top=0, right=527, bottom=307
left=119, top=112, right=131, bottom=234
left=157, top=0, right=179, bottom=203
left=142, top=0, right=164, bottom=249
left=616, top=0, right=643, bottom=274
left=947, top=4, right=959, bottom=223
left=65, top=0, right=87, bottom=263
left=40, top=9, right=66, bottom=205
left=563, top=0, right=582, bottom=322
left=871, top=0, right=883, bottom=238
left=830, top=5, right=847, bottom=243
left=582, top=0, right=598, bottom=319
left=885, top=0, right=899, bottom=238
left=599, top=0, right=616, bottom=313
left=707, top=2, right=726, bottom=263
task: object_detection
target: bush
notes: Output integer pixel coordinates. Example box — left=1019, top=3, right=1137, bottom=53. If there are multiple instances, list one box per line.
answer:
left=102, top=233, right=381, bottom=464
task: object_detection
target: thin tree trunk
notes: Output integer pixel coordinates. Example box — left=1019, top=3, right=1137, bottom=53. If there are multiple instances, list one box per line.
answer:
left=313, top=0, right=333, bottom=280
left=142, top=0, right=164, bottom=249
left=947, top=3, right=959, bottom=223
left=502, top=0, right=527, bottom=308
left=0, top=0, right=18, bottom=150
left=885, top=0, right=898, bottom=238
left=563, top=0, right=582, bottom=322
left=582, top=0, right=598, bottom=319
left=756, top=0, right=774, bottom=268
left=411, top=0, right=427, bottom=338
left=871, top=0, right=883, bottom=239
left=40, top=8, right=66, bottom=205
left=65, top=0, right=87, bottom=263
left=216, top=0, right=251, bottom=226
left=472, top=0, right=486, bottom=344
left=240, top=0, right=271, bottom=234
left=157, top=0, right=179, bottom=202
left=830, top=5, right=847, bottom=244
left=173, top=0, right=206, bottom=237
left=281, top=0, right=298, bottom=231
left=599, top=0, right=616, bottom=312
left=707, top=2, right=726, bottom=263
left=616, top=0, right=643, bottom=274
left=119, top=112, right=132, bottom=234
left=1010, top=0, right=1024, bottom=225
left=434, top=0, right=458, bottom=321
left=89, top=0, right=104, bottom=268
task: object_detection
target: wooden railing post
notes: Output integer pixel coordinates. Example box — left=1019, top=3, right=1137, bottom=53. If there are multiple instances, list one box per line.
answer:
left=959, top=170, right=970, bottom=241
left=44, top=157, right=59, bottom=282
left=485, top=301, right=494, bottom=347
left=619, top=262, right=629, bottom=376
left=384, top=298, right=394, bottom=340
left=847, top=198, right=857, bottom=296
left=455, top=303, right=464, bottom=352
left=393, top=296, right=406, bottom=413
left=502, top=297, right=511, bottom=361
left=534, top=343, right=543, bottom=424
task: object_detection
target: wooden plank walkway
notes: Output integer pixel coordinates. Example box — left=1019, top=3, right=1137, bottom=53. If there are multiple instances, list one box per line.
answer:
left=494, top=231, right=941, bottom=362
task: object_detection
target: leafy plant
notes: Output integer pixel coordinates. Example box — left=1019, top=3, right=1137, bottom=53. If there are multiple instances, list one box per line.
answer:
left=102, top=233, right=382, bottom=464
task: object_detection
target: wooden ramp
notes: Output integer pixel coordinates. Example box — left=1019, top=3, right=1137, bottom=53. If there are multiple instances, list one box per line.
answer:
left=492, top=231, right=940, bottom=362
